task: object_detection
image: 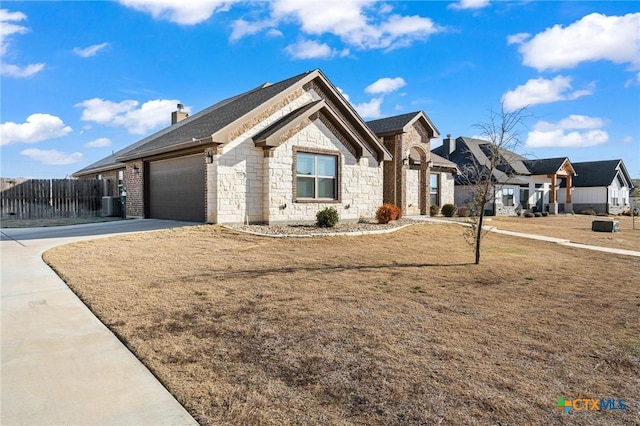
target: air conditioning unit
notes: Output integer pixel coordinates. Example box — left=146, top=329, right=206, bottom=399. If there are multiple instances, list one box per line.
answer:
left=102, top=196, right=121, bottom=217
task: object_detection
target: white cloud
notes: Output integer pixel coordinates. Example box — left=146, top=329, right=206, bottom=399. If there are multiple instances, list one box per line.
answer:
left=502, top=76, right=594, bottom=111
left=365, top=77, right=406, bottom=94
left=507, top=32, right=529, bottom=45
left=526, top=115, right=609, bottom=148
left=20, top=148, right=83, bottom=165
left=354, top=97, right=383, bottom=119
left=235, top=1, right=444, bottom=51
left=73, top=42, right=109, bottom=58
left=0, top=113, right=72, bottom=146
left=512, top=12, right=640, bottom=71
left=448, top=0, right=490, bottom=10
left=284, top=39, right=338, bottom=59
left=84, top=137, right=112, bottom=148
left=0, top=63, right=45, bottom=78
left=76, top=98, right=185, bottom=134
left=118, top=0, right=238, bottom=25
left=0, top=9, right=46, bottom=78
left=0, top=9, right=28, bottom=55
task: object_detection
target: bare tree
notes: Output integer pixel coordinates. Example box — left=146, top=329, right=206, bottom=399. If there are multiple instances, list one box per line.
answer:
left=460, top=103, right=530, bottom=264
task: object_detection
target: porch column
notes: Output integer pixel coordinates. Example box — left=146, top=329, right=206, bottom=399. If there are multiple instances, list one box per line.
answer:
left=549, top=174, right=558, bottom=214
left=419, top=161, right=428, bottom=215
left=565, top=173, right=573, bottom=213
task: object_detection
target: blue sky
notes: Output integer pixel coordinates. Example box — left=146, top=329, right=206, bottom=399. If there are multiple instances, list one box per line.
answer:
left=1, top=1, right=639, bottom=179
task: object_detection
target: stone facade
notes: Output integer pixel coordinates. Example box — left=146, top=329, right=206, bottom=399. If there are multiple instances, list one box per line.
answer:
left=205, top=86, right=383, bottom=224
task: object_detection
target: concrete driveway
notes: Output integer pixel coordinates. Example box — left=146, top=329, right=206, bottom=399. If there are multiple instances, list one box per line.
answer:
left=1, top=219, right=200, bottom=425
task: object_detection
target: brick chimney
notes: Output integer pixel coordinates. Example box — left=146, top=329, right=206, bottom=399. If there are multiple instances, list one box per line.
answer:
left=171, top=103, right=188, bottom=125
left=442, top=134, right=456, bottom=159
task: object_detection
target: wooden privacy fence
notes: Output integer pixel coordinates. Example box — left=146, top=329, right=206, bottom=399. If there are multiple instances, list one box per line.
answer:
left=1, top=178, right=104, bottom=220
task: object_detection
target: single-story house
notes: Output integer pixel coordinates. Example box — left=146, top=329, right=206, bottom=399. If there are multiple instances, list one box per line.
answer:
left=432, top=136, right=576, bottom=215
left=366, top=112, right=443, bottom=215
left=74, top=69, right=391, bottom=224
left=561, top=159, right=634, bottom=214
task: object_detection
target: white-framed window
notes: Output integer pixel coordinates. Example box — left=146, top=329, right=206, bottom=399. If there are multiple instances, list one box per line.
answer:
left=430, top=173, right=439, bottom=206
left=118, top=170, right=124, bottom=196
left=611, top=188, right=619, bottom=206
left=502, top=188, right=514, bottom=207
left=296, top=152, right=338, bottom=200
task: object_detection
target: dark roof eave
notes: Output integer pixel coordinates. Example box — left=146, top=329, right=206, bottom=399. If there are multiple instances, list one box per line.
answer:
left=116, top=138, right=220, bottom=161
left=73, top=162, right=125, bottom=177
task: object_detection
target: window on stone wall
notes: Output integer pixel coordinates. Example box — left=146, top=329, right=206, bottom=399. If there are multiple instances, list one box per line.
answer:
left=502, top=188, right=514, bottom=206
left=296, top=152, right=338, bottom=200
left=611, top=188, right=619, bottom=206
left=430, top=173, right=439, bottom=206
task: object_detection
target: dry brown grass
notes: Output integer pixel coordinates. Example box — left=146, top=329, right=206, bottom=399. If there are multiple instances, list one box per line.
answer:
left=488, top=214, right=640, bottom=251
left=44, top=222, right=639, bottom=425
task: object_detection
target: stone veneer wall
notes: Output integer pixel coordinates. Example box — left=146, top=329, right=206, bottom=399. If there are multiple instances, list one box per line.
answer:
left=265, top=120, right=382, bottom=224
left=210, top=89, right=317, bottom=224
left=405, top=169, right=420, bottom=215
left=439, top=172, right=455, bottom=206
left=206, top=84, right=383, bottom=224
left=124, top=160, right=144, bottom=218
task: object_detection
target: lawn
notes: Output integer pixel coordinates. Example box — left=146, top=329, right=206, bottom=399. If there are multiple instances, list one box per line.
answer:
left=487, top=214, right=639, bottom=251
left=44, top=222, right=639, bottom=425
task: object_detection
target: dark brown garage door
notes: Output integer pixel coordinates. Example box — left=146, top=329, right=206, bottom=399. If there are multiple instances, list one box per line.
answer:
left=148, top=154, right=205, bottom=222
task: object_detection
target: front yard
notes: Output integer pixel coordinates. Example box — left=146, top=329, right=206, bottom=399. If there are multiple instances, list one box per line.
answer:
left=44, top=222, right=639, bottom=425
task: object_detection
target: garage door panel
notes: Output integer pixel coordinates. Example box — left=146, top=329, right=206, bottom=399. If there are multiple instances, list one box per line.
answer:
left=148, top=155, right=205, bottom=222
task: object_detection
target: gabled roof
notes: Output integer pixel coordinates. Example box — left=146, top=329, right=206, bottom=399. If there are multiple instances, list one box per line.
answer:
left=75, top=69, right=390, bottom=176
left=523, top=157, right=573, bottom=176
left=568, top=159, right=633, bottom=188
left=432, top=137, right=529, bottom=185
left=366, top=111, right=440, bottom=139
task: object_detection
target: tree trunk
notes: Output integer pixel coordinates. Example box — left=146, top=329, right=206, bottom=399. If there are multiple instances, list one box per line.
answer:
left=475, top=210, right=485, bottom=264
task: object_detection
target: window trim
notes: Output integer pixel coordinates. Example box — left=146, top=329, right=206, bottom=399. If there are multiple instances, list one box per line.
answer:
left=430, top=173, right=440, bottom=207
left=293, top=147, right=342, bottom=203
left=502, top=187, right=514, bottom=207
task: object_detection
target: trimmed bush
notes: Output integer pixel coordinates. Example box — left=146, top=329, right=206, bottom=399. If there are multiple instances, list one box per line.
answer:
left=376, top=203, right=401, bottom=224
left=580, top=209, right=597, bottom=216
left=316, top=207, right=339, bottom=227
left=430, top=204, right=440, bottom=217
left=441, top=203, right=457, bottom=217
left=534, top=212, right=543, bottom=217
left=541, top=211, right=549, bottom=217
left=457, top=206, right=470, bottom=217
left=524, top=212, right=535, bottom=218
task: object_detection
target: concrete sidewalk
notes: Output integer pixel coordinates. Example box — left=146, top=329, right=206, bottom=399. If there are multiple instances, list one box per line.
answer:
left=411, top=216, right=640, bottom=258
left=1, top=220, right=199, bottom=425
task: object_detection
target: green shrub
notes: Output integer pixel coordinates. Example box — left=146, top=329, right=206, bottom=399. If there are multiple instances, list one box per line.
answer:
left=541, top=211, right=549, bottom=217
left=534, top=212, right=543, bottom=217
left=524, top=212, right=535, bottom=218
left=457, top=206, right=470, bottom=217
left=430, top=204, right=440, bottom=216
left=580, top=209, right=597, bottom=215
left=441, top=203, right=457, bottom=217
left=316, top=207, right=339, bottom=227
left=376, top=203, right=401, bottom=224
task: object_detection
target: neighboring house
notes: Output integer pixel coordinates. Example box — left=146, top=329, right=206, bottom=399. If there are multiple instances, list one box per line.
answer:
left=563, top=159, right=634, bottom=214
left=366, top=112, right=440, bottom=215
left=74, top=69, right=391, bottom=224
left=429, top=152, right=459, bottom=208
left=432, top=136, right=576, bottom=215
